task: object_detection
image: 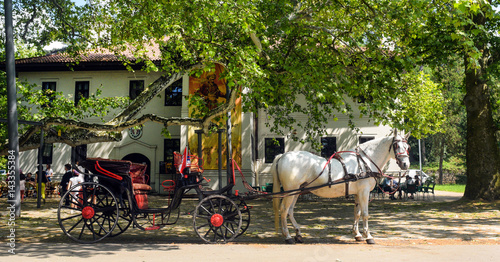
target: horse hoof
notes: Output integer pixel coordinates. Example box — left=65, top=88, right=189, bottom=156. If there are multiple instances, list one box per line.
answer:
left=355, top=236, right=363, bottom=242
left=294, top=235, right=304, bottom=243
left=285, top=238, right=295, bottom=244
left=366, top=239, right=376, bottom=244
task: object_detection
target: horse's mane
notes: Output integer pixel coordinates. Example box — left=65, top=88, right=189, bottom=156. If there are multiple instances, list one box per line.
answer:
left=357, top=136, right=392, bottom=152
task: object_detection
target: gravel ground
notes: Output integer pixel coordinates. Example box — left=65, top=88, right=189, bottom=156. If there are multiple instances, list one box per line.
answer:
left=1, top=190, right=498, bottom=245
left=1, top=190, right=499, bottom=262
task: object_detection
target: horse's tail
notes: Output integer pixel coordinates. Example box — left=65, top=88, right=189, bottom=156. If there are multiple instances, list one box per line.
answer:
left=271, top=153, right=283, bottom=233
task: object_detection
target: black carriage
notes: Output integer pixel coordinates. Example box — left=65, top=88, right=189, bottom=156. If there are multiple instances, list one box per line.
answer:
left=57, top=155, right=251, bottom=244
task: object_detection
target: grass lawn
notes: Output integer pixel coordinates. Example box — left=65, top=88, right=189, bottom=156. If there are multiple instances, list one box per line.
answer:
left=434, top=184, right=466, bottom=193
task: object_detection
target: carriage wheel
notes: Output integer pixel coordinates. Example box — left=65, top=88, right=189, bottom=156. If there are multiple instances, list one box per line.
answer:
left=58, top=182, right=119, bottom=244
left=236, top=199, right=251, bottom=238
left=109, top=197, right=133, bottom=237
left=193, top=195, right=242, bottom=244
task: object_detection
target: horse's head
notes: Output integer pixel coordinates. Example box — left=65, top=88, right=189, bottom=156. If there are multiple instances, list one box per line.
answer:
left=391, top=130, right=411, bottom=170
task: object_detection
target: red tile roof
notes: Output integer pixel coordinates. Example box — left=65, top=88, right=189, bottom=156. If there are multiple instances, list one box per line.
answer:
left=15, top=43, right=162, bottom=65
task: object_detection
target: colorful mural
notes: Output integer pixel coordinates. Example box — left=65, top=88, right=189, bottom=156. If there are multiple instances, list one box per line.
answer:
left=188, top=64, right=242, bottom=170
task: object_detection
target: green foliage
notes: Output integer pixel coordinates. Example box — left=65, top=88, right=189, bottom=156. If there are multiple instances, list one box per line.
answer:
left=37, top=0, right=447, bottom=143
left=7, top=0, right=496, bottom=152
left=397, top=71, right=446, bottom=139
left=15, top=84, right=129, bottom=122
left=0, top=73, right=129, bottom=146
left=0, top=156, right=6, bottom=172
left=425, top=156, right=466, bottom=174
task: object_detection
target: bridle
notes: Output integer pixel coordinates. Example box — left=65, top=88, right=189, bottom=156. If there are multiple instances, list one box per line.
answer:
left=391, top=136, right=410, bottom=167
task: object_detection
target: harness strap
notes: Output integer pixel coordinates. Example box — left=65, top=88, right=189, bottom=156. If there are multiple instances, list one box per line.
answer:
left=328, top=161, right=332, bottom=187
left=332, top=154, right=351, bottom=199
left=357, top=147, right=385, bottom=178
left=299, top=156, right=332, bottom=189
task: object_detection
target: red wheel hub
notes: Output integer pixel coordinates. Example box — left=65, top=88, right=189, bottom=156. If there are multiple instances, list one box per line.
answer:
left=81, top=206, right=95, bottom=219
left=210, top=214, right=224, bottom=227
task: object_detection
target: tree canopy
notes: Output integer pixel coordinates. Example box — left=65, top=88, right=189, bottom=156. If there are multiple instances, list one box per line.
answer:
left=1, top=0, right=444, bottom=149
left=1, top=0, right=499, bottom=199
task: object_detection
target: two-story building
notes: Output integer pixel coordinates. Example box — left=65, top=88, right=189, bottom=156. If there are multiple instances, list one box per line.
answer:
left=11, top=48, right=399, bottom=193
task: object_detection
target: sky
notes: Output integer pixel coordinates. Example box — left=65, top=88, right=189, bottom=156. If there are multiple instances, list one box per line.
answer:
left=73, top=0, right=88, bottom=6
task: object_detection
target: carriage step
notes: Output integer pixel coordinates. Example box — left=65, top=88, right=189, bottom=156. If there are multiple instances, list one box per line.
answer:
left=144, top=226, right=161, bottom=231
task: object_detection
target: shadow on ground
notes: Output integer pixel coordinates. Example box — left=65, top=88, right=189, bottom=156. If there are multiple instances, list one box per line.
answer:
left=1, top=193, right=499, bottom=250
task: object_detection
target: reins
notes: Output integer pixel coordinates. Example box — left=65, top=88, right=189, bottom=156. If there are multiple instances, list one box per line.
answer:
left=231, top=136, right=410, bottom=200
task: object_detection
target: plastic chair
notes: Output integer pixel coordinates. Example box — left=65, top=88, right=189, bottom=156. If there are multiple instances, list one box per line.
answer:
left=404, top=184, right=418, bottom=200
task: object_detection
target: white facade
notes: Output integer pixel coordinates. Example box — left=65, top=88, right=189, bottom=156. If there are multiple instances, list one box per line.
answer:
left=17, top=66, right=399, bottom=193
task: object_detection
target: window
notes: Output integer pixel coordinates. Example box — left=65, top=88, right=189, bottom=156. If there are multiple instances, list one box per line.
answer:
left=265, top=138, right=284, bottom=163
left=71, top=145, right=87, bottom=165
left=75, top=81, right=90, bottom=106
left=164, top=139, right=180, bottom=173
left=359, top=136, right=375, bottom=144
left=41, top=143, right=53, bottom=165
left=355, top=92, right=375, bottom=104
left=129, top=80, right=144, bottom=100
left=42, top=82, right=56, bottom=107
left=321, top=137, right=337, bottom=158
left=165, top=79, right=183, bottom=106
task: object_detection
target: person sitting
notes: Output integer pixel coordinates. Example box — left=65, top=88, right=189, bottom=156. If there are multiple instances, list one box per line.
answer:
left=406, top=175, right=416, bottom=199
left=414, top=175, right=421, bottom=187
left=383, top=176, right=398, bottom=200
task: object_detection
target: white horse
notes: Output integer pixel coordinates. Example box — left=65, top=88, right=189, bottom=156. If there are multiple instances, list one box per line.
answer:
left=272, top=130, right=410, bottom=244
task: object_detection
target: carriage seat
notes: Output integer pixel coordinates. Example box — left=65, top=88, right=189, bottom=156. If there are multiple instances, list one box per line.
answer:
left=130, top=168, right=151, bottom=192
left=130, top=168, right=151, bottom=209
left=133, top=183, right=152, bottom=191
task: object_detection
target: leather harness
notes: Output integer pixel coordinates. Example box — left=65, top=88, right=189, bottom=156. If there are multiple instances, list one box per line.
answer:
left=298, top=149, right=383, bottom=199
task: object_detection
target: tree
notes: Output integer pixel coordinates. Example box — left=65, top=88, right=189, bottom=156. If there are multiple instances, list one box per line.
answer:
left=399, top=0, right=500, bottom=200
left=424, top=58, right=467, bottom=184
left=1, top=0, right=445, bottom=152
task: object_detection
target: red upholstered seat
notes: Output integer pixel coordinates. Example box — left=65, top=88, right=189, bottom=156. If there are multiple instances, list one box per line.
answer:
left=133, top=183, right=152, bottom=191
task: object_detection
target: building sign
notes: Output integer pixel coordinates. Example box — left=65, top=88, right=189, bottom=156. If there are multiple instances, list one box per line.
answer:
left=128, top=125, right=143, bottom=140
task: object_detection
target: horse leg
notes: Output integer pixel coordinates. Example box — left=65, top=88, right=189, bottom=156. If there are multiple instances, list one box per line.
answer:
left=280, top=196, right=295, bottom=244
left=352, top=195, right=363, bottom=242
left=358, top=192, right=375, bottom=244
left=287, top=195, right=304, bottom=243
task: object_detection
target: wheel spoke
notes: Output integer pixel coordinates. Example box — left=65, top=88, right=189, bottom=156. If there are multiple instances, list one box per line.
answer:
left=196, top=222, right=210, bottom=230
left=78, top=220, right=87, bottom=240
left=200, top=205, right=213, bottom=215
left=60, top=212, right=81, bottom=221
left=222, top=223, right=236, bottom=235
left=66, top=217, right=84, bottom=234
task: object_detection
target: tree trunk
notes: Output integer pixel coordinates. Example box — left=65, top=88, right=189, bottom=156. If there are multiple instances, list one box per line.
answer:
left=463, top=13, right=500, bottom=199
left=463, top=79, right=500, bottom=199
